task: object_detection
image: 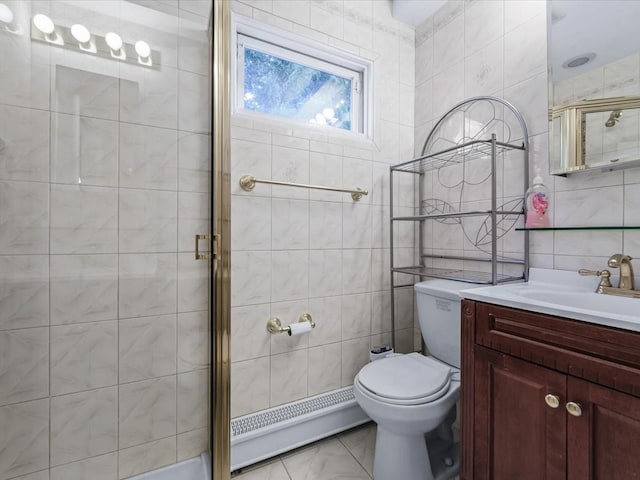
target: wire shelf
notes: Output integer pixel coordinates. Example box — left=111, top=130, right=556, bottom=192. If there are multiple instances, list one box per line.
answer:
left=391, top=139, right=525, bottom=174
left=392, top=266, right=525, bottom=285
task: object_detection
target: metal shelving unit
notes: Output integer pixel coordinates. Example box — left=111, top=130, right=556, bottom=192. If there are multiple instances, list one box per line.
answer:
left=389, top=96, right=530, bottom=351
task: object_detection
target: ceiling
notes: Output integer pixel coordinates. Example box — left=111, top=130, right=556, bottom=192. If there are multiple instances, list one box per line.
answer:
left=392, top=0, right=447, bottom=27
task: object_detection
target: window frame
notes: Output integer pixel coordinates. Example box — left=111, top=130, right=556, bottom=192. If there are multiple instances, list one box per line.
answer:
left=232, top=14, right=373, bottom=138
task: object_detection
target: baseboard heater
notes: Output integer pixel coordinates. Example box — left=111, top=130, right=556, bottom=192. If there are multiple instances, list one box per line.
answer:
left=230, top=386, right=370, bottom=471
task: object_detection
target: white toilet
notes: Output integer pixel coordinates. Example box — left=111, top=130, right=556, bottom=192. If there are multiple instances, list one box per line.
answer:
left=353, top=279, right=473, bottom=480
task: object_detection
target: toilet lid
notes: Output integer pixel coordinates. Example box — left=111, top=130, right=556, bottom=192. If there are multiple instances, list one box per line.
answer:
left=357, top=353, right=452, bottom=405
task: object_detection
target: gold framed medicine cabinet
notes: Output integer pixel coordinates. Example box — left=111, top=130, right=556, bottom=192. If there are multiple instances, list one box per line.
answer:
left=550, top=95, right=640, bottom=176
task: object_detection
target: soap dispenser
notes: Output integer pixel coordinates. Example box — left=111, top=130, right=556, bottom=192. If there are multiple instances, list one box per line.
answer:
left=525, top=168, right=551, bottom=228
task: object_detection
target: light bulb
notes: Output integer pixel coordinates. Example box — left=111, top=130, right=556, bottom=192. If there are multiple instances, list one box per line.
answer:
left=71, top=23, right=91, bottom=43
left=105, top=32, right=122, bottom=51
left=0, top=3, right=14, bottom=24
left=135, top=40, right=150, bottom=58
left=33, top=14, right=54, bottom=34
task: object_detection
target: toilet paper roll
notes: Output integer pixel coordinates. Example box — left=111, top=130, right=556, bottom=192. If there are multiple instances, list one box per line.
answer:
left=288, top=321, right=313, bottom=336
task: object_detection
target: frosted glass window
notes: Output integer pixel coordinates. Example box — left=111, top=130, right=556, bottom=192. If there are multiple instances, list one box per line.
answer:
left=235, top=29, right=367, bottom=135
left=243, top=48, right=353, bottom=131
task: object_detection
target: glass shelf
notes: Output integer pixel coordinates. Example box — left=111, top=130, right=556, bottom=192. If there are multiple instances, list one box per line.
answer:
left=392, top=266, right=525, bottom=284
left=517, top=226, right=640, bottom=231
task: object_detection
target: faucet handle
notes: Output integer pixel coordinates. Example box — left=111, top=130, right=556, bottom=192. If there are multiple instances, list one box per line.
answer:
left=579, top=269, right=612, bottom=292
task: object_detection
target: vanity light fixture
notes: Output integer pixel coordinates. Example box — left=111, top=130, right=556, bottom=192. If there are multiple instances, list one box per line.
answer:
left=135, top=39, right=151, bottom=58
left=0, top=3, right=14, bottom=24
left=70, top=23, right=90, bottom=43
left=33, top=13, right=55, bottom=35
left=105, top=32, right=122, bottom=51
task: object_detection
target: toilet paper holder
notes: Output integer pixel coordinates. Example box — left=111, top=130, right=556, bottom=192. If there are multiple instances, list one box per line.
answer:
left=267, top=313, right=315, bottom=335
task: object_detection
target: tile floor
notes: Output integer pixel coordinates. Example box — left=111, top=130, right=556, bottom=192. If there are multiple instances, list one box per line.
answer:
left=231, top=422, right=460, bottom=480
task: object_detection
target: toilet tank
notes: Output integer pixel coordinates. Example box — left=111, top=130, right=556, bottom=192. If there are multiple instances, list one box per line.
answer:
left=414, top=279, right=479, bottom=369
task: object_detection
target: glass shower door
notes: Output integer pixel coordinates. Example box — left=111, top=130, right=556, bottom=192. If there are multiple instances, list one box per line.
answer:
left=0, top=1, right=212, bottom=478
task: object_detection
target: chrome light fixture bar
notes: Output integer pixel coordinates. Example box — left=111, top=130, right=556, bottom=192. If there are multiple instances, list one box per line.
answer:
left=30, top=14, right=161, bottom=69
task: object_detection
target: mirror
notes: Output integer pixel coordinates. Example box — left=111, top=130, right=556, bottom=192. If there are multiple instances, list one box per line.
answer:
left=548, top=1, right=640, bottom=175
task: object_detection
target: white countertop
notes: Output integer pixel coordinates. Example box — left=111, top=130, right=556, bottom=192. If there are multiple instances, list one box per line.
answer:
left=460, top=268, right=640, bottom=333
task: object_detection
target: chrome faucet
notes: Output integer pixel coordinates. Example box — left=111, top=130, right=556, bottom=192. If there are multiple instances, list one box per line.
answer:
left=608, top=254, right=635, bottom=290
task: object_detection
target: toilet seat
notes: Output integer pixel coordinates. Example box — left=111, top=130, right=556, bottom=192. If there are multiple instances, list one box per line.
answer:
left=356, top=353, right=453, bottom=406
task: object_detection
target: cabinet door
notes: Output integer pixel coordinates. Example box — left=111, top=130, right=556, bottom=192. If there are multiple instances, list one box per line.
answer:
left=474, top=347, right=567, bottom=480
left=568, top=377, right=640, bottom=480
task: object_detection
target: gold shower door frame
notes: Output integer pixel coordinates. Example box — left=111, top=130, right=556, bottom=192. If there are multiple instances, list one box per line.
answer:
left=212, top=1, right=231, bottom=479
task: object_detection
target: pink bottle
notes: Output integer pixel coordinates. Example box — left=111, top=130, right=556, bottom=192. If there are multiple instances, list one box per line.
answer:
left=525, top=169, right=550, bottom=228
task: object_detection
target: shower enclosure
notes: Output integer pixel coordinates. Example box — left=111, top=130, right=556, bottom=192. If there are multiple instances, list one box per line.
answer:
left=0, top=1, right=214, bottom=478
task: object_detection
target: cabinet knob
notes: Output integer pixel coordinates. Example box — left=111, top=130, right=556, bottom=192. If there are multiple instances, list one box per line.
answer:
left=545, top=394, right=560, bottom=408
left=566, top=401, right=582, bottom=417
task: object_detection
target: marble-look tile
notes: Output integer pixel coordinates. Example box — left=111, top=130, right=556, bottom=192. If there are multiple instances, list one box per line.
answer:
left=50, top=185, right=118, bottom=254
left=309, top=201, right=342, bottom=249
left=432, top=60, right=465, bottom=121
left=0, top=255, right=49, bottom=330
left=309, top=152, right=343, bottom=202
left=342, top=204, right=372, bottom=249
left=119, top=253, right=177, bottom=319
left=272, top=199, right=309, bottom=250
left=415, top=36, right=433, bottom=88
left=178, top=191, right=210, bottom=252
left=503, top=72, right=548, bottom=138
left=178, top=311, right=209, bottom=372
left=0, top=105, right=49, bottom=182
left=50, top=254, right=118, bottom=325
left=341, top=293, right=371, bottom=340
left=0, top=55, right=49, bottom=111
left=53, top=65, right=118, bottom=120
left=9, top=469, right=50, bottom=480
left=271, top=146, right=310, bottom=200
left=273, top=0, right=309, bottom=24
left=50, top=452, right=117, bottom=480
left=283, top=437, right=369, bottom=480
left=341, top=337, right=370, bottom=387
left=50, top=321, right=118, bottom=396
left=371, top=248, right=390, bottom=292
left=233, top=458, right=291, bottom=480
left=308, top=343, right=342, bottom=396
left=231, top=195, right=271, bottom=251
left=394, top=287, right=414, bottom=331
left=179, top=132, right=211, bottom=193
left=177, top=427, right=208, bottom=462
left=231, top=139, right=272, bottom=196
left=120, top=124, right=178, bottom=191
left=270, top=299, right=310, bottom=355
left=177, top=370, right=208, bottom=433
left=270, top=349, right=308, bottom=407
left=120, top=65, right=178, bottom=130
left=230, top=304, right=270, bottom=362
left=271, top=251, right=309, bottom=302
left=339, top=423, right=376, bottom=476
left=119, top=376, right=177, bottom=449
left=119, top=189, right=177, bottom=253
left=308, top=296, right=341, bottom=347
left=503, top=13, right=547, bottom=89
left=464, top=37, right=503, bottom=98
left=178, top=252, right=209, bottom=312
left=624, top=183, right=640, bottom=225
left=371, top=289, right=391, bottom=335
left=0, top=180, right=49, bottom=255
left=179, top=71, right=211, bottom=134
left=433, top=13, right=464, bottom=76
left=554, top=231, right=623, bottom=257
left=505, top=0, right=546, bottom=33
left=0, top=399, right=49, bottom=479
left=230, top=357, right=270, bottom=418
left=118, top=436, right=176, bottom=480
left=50, top=387, right=118, bottom=466
left=343, top=157, right=372, bottom=206
left=555, top=186, right=623, bottom=227
left=119, top=315, right=177, bottom=384
left=231, top=251, right=271, bottom=307
left=464, top=0, right=503, bottom=56
left=309, top=249, right=342, bottom=297
left=0, top=328, right=48, bottom=406
left=342, top=249, right=372, bottom=294
left=51, top=113, right=118, bottom=187
left=179, top=10, right=210, bottom=76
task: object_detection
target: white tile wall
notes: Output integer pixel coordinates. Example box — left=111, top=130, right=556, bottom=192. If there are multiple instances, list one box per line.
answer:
left=230, top=0, right=417, bottom=416
left=0, top=1, right=211, bottom=478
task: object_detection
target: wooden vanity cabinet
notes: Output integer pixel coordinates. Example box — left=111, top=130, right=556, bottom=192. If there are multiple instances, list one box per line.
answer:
left=461, top=300, right=640, bottom=480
